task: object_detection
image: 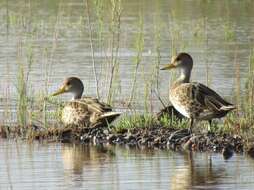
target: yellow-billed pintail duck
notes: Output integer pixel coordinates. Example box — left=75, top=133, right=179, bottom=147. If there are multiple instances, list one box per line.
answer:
left=52, top=77, right=121, bottom=128
left=160, top=52, right=235, bottom=133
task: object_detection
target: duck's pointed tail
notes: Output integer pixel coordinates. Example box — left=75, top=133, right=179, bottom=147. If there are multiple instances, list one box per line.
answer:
left=100, top=112, right=121, bottom=123
left=91, top=112, right=121, bottom=128
left=92, top=112, right=121, bottom=127
left=220, top=105, right=236, bottom=111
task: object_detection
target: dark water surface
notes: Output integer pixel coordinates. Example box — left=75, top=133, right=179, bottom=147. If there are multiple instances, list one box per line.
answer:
left=0, top=139, right=254, bottom=190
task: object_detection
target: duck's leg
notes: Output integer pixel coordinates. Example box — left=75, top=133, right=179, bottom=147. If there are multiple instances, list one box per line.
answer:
left=208, top=120, right=212, bottom=132
left=189, top=118, right=194, bottom=134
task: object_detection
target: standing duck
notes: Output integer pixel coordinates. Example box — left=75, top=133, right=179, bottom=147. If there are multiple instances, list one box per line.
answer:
left=160, top=52, right=235, bottom=133
left=52, top=77, right=121, bottom=128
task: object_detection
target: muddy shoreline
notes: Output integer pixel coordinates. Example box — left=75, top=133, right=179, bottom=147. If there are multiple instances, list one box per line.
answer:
left=0, top=106, right=253, bottom=159
left=1, top=124, right=253, bottom=160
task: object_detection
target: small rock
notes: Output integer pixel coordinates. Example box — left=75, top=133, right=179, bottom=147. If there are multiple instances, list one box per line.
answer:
left=124, top=133, right=135, bottom=141
left=0, top=126, right=8, bottom=138
left=154, top=137, right=161, bottom=143
left=92, top=136, right=104, bottom=145
left=168, top=129, right=190, bottom=143
left=61, top=129, right=72, bottom=143
left=222, top=144, right=234, bottom=160
left=247, top=145, right=254, bottom=159
left=127, top=139, right=137, bottom=146
left=107, top=134, right=117, bottom=143
left=80, top=134, right=90, bottom=143
left=139, top=137, right=148, bottom=145
left=103, top=129, right=109, bottom=135
left=115, top=135, right=125, bottom=144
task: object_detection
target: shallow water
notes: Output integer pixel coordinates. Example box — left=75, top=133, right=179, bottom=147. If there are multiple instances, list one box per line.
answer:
left=0, top=139, right=253, bottom=190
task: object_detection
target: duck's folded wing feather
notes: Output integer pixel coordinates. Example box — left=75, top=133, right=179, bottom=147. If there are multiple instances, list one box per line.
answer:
left=191, top=83, right=233, bottom=111
left=71, top=97, right=112, bottom=114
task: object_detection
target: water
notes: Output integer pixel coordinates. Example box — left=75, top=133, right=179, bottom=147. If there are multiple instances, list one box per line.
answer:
left=0, top=139, right=253, bottom=190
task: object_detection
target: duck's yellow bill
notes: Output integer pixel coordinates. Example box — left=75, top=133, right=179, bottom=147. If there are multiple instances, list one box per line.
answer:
left=51, top=87, right=66, bottom=96
left=160, top=63, right=176, bottom=70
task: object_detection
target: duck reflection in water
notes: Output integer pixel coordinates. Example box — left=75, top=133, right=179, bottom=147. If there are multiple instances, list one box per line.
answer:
left=171, top=152, right=226, bottom=190
left=61, top=144, right=115, bottom=175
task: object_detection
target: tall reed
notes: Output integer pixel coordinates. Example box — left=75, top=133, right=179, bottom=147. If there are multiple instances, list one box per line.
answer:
left=85, top=0, right=100, bottom=99
left=128, top=13, right=144, bottom=106
left=16, top=40, right=33, bottom=130
left=106, top=0, right=122, bottom=104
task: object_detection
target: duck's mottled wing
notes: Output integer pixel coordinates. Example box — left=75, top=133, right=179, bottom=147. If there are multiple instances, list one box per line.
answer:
left=191, top=82, right=232, bottom=110
left=62, top=97, right=113, bottom=126
left=73, top=97, right=112, bottom=114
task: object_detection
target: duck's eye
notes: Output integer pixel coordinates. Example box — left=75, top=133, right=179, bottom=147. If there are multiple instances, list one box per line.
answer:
left=66, top=82, right=70, bottom=86
left=176, top=57, right=180, bottom=61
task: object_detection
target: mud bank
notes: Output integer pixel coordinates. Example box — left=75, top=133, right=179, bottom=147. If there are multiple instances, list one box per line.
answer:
left=1, top=124, right=253, bottom=160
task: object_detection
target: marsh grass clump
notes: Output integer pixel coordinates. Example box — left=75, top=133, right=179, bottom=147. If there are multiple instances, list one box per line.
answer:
left=223, top=48, right=254, bottom=138
left=15, top=42, right=34, bottom=133
left=158, top=114, right=188, bottom=130
left=241, top=49, right=254, bottom=120
left=113, top=113, right=189, bottom=134
left=113, top=114, right=158, bottom=133
left=16, top=62, right=29, bottom=129
left=30, top=94, right=63, bottom=127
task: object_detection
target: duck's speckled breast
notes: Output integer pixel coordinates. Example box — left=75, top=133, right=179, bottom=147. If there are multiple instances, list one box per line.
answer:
left=61, top=101, right=90, bottom=126
left=169, top=83, right=204, bottom=118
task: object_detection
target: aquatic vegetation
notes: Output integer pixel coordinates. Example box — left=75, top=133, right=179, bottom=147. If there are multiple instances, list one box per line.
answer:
left=114, top=110, right=190, bottom=133
left=106, top=0, right=122, bottom=104
left=128, top=13, right=144, bottom=106
left=86, top=0, right=100, bottom=99
left=113, top=114, right=158, bottom=132
left=242, top=49, right=254, bottom=119
left=16, top=41, right=34, bottom=131
left=223, top=22, right=236, bottom=42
